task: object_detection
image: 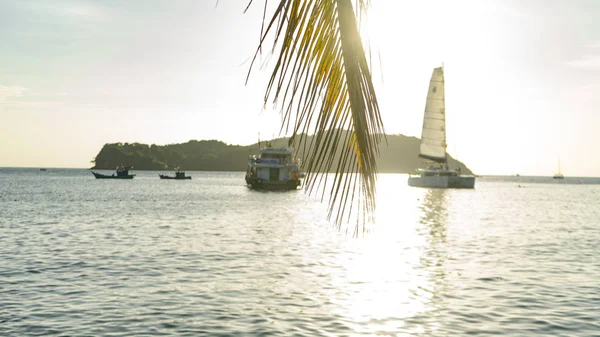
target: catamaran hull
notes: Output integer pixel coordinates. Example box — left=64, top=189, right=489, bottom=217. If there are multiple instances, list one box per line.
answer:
left=408, top=175, right=475, bottom=189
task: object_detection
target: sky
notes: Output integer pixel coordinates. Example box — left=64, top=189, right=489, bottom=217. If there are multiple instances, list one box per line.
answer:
left=0, top=0, right=599, bottom=176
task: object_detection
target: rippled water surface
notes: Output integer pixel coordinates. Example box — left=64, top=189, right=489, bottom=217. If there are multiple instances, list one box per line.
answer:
left=1, top=168, right=599, bottom=336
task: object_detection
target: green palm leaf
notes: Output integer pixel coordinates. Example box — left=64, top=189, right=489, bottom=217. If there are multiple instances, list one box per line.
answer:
left=248, top=0, right=385, bottom=231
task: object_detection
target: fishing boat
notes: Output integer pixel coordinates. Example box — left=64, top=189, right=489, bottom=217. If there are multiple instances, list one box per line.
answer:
left=408, top=66, right=475, bottom=189
left=159, top=168, right=191, bottom=180
left=91, top=165, right=135, bottom=179
left=245, top=144, right=302, bottom=190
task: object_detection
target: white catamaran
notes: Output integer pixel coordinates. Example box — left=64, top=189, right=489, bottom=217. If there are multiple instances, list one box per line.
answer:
left=408, top=66, right=475, bottom=189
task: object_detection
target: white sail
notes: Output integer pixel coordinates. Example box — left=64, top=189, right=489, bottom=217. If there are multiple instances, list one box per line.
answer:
left=419, top=67, right=447, bottom=163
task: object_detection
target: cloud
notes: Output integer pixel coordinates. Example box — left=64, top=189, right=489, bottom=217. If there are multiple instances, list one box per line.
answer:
left=564, top=41, right=600, bottom=70
left=565, top=55, right=600, bottom=70
left=0, top=86, right=65, bottom=115
left=0, top=86, right=28, bottom=102
left=15, top=1, right=106, bottom=18
left=584, top=41, right=600, bottom=49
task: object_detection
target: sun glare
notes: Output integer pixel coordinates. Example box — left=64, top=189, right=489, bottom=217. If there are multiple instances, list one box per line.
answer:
left=326, top=174, right=455, bottom=334
left=357, top=0, right=567, bottom=175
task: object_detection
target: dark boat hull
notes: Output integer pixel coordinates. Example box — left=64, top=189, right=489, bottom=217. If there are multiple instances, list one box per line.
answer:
left=92, top=171, right=135, bottom=179
left=159, top=174, right=191, bottom=180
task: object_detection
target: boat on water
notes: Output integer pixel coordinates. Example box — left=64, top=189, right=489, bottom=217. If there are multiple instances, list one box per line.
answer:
left=553, top=158, right=564, bottom=179
left=91, top=166, right=135, bottom=179
left=408, top=65, right=475, bottom=189
left=245, top=144, right=302, bottom=190
left=159, top=168, right=191, bottom=180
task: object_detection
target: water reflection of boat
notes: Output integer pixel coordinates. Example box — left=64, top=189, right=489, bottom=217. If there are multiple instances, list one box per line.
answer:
left=414, top=189, right=449, bottom=315
left=418, top=189, right=448, bottom=240
left=91, top=166, right=135, bottom=179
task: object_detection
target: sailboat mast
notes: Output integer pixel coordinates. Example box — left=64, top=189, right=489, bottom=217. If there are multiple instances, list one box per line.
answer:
left=558, top=157, right=561, bottom=173
left=442, top=63, right=448, bottom=169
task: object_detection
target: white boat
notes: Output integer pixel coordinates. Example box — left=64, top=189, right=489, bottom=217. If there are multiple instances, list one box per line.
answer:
left=553, top=158, right=564, bottom=179
left=408, top=66, right=475, bottom=189
left=245, top=144, right=303, bottom=190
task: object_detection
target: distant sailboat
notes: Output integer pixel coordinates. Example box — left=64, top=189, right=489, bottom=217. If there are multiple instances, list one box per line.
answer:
left=553, top=158, right=564, bottom=179
left=408, top=66, right=475, bottom=189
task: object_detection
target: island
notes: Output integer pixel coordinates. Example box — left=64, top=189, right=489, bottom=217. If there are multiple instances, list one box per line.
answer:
left=90, top=133, right=474, bottom=175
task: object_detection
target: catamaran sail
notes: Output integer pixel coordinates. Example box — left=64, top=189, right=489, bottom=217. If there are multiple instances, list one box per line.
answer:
left=419, top=67, right=447, bottom=164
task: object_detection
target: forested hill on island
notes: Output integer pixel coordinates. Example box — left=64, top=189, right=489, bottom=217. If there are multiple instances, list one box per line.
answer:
left=91, top=133, right=474, bottom=175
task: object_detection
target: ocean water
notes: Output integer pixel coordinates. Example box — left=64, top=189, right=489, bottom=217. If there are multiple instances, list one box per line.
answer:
left=1, top=168, right=599, bottom=336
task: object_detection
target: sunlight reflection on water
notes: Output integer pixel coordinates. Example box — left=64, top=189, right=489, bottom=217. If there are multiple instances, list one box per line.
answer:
left=298, top=174, right=457, bottom=335
left=330, top=176, right=452, bottom=335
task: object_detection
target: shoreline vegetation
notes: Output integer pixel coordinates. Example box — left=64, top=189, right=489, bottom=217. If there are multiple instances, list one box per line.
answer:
left=90, top=133, right=474, bottom=175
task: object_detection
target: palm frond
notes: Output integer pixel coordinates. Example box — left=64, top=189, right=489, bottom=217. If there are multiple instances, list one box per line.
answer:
left=248, top=0, right=385, bottom=230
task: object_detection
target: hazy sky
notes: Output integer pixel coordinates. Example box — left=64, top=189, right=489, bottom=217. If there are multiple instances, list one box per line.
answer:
left=1, top=0, right=598, bottom=176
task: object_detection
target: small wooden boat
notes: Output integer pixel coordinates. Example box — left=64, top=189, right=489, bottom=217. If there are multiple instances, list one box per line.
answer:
left=91, top=166, right=135, bottom=179
left=159, top=168, right=191, bottom=180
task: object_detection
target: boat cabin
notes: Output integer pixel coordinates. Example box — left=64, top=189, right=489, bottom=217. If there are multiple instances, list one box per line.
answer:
left=115, top=166, right=131, bottom=177
left=246, top=147, right=301, bottom=188
left=253, top=148, right=294, bottom=165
